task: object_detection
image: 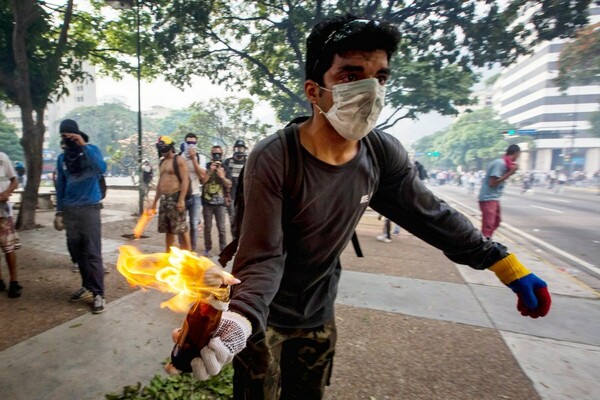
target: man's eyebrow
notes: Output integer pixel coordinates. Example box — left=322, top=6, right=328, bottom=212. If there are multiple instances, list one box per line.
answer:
left=336, top=65, right=391, bottom=75
left=338, top=65, right=364, bottom=73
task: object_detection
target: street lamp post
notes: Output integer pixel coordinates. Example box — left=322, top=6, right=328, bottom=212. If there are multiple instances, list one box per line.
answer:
left=106, top=0, right=143, bottom=215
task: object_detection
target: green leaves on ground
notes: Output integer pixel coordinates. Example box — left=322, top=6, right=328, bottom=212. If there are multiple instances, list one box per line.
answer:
left=105, top=365, right=233, bottom=400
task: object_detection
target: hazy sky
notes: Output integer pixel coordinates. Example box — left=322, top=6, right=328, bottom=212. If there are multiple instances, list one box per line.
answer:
left=96, top=74, right=452, bottom=145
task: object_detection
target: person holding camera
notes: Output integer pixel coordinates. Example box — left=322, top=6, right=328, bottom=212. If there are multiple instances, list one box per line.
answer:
left=200, top=145, right=232, bottom=257
left=179, top=133, right=207, bottom=252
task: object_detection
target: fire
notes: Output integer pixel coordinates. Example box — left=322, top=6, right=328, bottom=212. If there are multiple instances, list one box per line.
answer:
left=133, top=209, right=156, bottom=239
left=116, top=245, right=233, bottom=313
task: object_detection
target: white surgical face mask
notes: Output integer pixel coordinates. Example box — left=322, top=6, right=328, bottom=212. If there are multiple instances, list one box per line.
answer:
left=316, top=78, right=386, bottom=141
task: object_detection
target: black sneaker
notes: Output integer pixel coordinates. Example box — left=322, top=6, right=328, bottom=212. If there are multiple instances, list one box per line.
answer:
left=70, top=287, right=93, bottom=302
left=92, top=295, right=105, bottom=314
left=8, top=281, right=22, bottom=298
left=0, top=279, right=6, bottom=292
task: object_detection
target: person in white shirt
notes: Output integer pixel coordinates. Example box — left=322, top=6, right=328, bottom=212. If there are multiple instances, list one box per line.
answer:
left=0, top=151, right=22, bottom=298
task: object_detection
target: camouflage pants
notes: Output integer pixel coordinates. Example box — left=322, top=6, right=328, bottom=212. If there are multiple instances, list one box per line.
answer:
left=233, top=319, right=337, bottom=400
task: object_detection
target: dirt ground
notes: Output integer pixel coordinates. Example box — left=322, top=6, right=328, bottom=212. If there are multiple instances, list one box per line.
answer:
left=0, top=218, right=138, bottom=351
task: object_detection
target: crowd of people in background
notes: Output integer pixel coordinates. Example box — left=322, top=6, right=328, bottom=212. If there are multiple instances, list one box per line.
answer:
left=425, top=167, right=600, bottom=195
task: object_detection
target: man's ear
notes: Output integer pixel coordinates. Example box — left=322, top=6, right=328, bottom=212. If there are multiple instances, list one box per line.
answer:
left=304, top=80, right=320, bottom=106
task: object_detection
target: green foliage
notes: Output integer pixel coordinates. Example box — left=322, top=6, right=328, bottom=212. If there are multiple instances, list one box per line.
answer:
left=556, top=22, right=600, bottom=91
left=0, top=112, right=23, bottom=162
left=55, top=103, right=139, bottom=153
left=148, top=0, right=592, bottom=125
left=176, top=96, right=272, bottom=157
left=157, top=109, right=193, bottom=136
left=105, top=364, right=233, bottom=400
left=413, top=108, right=521, bottom=170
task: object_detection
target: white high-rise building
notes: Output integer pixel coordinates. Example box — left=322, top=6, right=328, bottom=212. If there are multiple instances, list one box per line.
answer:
left=491, top=6, right=600, bottom=174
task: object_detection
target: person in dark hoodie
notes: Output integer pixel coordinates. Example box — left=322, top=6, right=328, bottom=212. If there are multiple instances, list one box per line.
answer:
left=54, top=119, right=107, bottom=314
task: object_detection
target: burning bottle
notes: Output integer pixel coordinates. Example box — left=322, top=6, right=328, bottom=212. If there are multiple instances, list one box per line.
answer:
left=116, top=246, right=241, bottom=373
left=168, top=285, right=230, bottom=372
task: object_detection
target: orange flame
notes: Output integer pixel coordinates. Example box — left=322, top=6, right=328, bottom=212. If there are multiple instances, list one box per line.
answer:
left=133, top=209, right=156, bottom=239
left=116, top=245, right=232, bottom=312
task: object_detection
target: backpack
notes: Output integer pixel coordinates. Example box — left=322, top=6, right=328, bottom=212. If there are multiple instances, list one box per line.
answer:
left=99, top=175, right=107, bottom=199
left=165, top=154, right=193, bottom=200
left=218, top=122, right=384, bottom=266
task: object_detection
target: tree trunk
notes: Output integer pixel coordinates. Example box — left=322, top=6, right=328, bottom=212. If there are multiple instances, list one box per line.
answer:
left=15, top=107, right=45, bottom=230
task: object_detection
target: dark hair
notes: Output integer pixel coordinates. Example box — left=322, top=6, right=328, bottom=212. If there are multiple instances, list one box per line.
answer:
left=305, top=15, right=401, bottom=85
left=211, top=145, right=222, bottom=151
left=506, top=144, right=521, bottom=155
left=185, top=133, right=197, bottom=140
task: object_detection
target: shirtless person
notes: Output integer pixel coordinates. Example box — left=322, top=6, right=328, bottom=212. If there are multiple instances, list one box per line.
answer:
left=151, top=136, right=191, bottom=251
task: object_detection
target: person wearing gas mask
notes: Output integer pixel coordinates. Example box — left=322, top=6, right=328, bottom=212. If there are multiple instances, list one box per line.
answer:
left=223, top=139, right=248, bottom=231
left=168, top=16, right=552, bottom=398
left=200, top=145, right=231, bottom=257
left=178, top=133, right=207, bottom=251
left=54, top=119, right=107, bottom=314
left=150, top=136, right=191, bottom=252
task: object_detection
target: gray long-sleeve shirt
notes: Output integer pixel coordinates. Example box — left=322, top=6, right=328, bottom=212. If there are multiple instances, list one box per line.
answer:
left=229, top=126, right=507, bottom=334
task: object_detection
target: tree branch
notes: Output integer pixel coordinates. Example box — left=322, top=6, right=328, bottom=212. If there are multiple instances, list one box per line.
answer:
left=209, top=30, right=307, bottom=108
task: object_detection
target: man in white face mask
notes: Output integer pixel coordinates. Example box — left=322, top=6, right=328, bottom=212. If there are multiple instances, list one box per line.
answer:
left=169, top=15, right=552, bottom=398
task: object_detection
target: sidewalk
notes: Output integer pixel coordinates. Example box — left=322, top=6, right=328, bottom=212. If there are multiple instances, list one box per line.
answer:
left=0, top=189, right=599, bottom=399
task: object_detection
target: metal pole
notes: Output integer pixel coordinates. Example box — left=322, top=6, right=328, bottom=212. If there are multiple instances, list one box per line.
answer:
left=136, top=0, right=143, bottom=215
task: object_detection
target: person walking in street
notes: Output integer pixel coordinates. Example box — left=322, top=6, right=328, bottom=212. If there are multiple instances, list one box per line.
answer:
left=0, top=151, right=22, bottom=298
left=478, top=144, right=520, bottom=239
left=223, top=139, right=248, bottom=232
left=200, top=145, right=232, bottom=256
left=151, top=135, right=191, bottom=252
left=54, top=119, right=107, bottom=314
left=179, top=133, right=207, bottom=252
left=376, top=215, right=392, bottom=243
left=168, top=16, right=551, bottom=399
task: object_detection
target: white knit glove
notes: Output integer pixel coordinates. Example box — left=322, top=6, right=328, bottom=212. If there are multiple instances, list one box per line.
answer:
left=191, top=311, right=252, bottom=381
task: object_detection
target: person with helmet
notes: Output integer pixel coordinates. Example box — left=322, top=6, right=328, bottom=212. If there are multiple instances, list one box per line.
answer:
left=223, top=139, right=248, bottom=230
left=150, top=135, right=191, bottom=252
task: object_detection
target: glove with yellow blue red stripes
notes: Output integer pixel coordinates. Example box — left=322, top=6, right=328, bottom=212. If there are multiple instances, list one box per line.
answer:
left=489, top=254, right=551, bottom=318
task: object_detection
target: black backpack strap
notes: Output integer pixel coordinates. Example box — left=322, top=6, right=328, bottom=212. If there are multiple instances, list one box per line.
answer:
left=278, top=124, right=302, bottom=199
left=220, top=126, right=301, bottom=266
left=349, top=131, right=385, bottom=258
left=172, top=154, right=181, bottom=182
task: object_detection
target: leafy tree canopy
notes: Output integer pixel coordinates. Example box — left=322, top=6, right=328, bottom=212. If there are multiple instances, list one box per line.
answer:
left=413, top=108, right=529, bottom=171
left=157, top=109, right=193, bottom=136
left=176, top=96, right=272, bottom=158
left=0, top=112, right=23, bottom=162
left=556, top=22, right=600, bottom=91
left=133, top=0, right=594, bottom=126
left=57, top=103, right=142, bottom=153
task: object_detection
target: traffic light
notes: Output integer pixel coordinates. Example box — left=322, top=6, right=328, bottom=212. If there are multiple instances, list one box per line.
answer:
left=426, top=151, right=440, bottom=157
left=501, top=129, right=517, bottom=135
